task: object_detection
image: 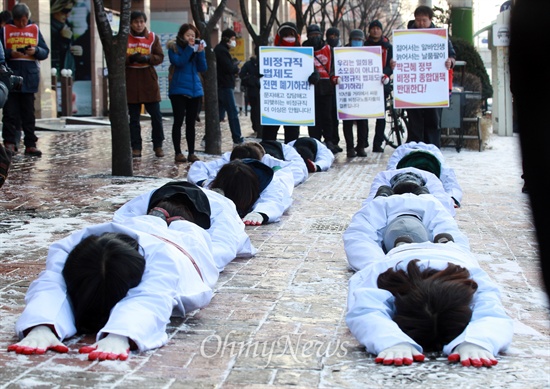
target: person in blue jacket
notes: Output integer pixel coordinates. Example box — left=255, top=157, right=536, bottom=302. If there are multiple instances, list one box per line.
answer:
left=167, top=23, right=207, bottom=163
left=1, top=3, right=49, bottom=157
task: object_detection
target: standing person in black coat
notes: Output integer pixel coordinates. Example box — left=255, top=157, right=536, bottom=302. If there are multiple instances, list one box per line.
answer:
left=303, top=24, right=338, bottom=154
left=239, top=46, right=262, bottom=138
left=214, top=28, right=243, bottom=146
left=365, top=20, right=393, bottom=153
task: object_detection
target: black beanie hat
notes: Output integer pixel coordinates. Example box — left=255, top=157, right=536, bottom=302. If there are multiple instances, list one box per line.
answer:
left=326, top=27, right=340, bottom=37
left=369, top=20, right=383, bottom=30
left=278, top=22, right=298, bottom=36
left=307, top=24, right=321, bottom=35
left=222, top=28, right=237, bottom=39
left=147, top=181, right=212, bottom=229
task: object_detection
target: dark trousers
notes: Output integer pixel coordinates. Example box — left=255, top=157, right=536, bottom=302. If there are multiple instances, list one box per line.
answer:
left=248, top=94, right=262, bottom=137
left=169, top=95, right=201, bottom=155
left=308, top=94, right=334, bottom=144
left=2, top=92, right=37, bottom=148
left=331, top=93, right=340, bottom=145
left=343, top=119, right=368, bottom=149
left=262, top=125, right=300, bottom=144
left=406, top=108, right=442, bottom=147
left=218, top=87, right=243, bottom=143
left=128, top=102, right=164, bottom=150
left=370, top=118, right=386, bottom=148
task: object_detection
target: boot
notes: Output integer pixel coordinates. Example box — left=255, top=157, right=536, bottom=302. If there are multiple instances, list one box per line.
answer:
left=346, top=148, right=357, bottom=158
left=355, top=146, right=367, bottom=157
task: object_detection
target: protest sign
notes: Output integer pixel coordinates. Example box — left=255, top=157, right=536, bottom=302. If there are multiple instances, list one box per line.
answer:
left=392, top=28, right=450, bottom=109
left=259, top=46, right=315, bottom=126
left=334, top=46, right=385, bottom=120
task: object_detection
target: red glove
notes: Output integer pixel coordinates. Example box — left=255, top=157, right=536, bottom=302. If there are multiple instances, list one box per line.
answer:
left=79, top=333, right=130, bottom=361
left=375, top=342, right=425, bottom=366
left=7, top=325, right=69, bottom=355
left=448, top=342, right=498, bottom=367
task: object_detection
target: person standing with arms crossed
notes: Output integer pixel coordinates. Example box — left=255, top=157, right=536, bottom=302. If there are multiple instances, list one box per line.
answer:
left=126, top=10, right=165, bottom=159
left=1, top=3, right=49, bottom=157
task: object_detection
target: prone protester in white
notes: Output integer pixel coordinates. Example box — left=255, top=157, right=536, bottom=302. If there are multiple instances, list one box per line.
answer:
left=365, top=167, right=456, bottom=217
left=344, top=193, right=467, bottom=272
left=287, top=137, right=335, bottom=172
left=387, top=141, right=463, bottom=207
left=259, top=140, right=309, bottom=186
left=209, top=159, right=294, bottom=225
left=113, top=181, right=256, bottom=272
left=187, top=142, right=297, bottom=187
left=343, top=194, right=513, bottom=367
left=8, top=216, right=219, bottom=361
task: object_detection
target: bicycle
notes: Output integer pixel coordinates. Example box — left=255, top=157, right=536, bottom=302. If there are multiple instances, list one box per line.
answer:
left=383, top=85, right=408, bottom=149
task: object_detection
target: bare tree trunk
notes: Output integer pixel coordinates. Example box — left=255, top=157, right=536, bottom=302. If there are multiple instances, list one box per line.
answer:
left=191, top=0, right=228, bottom=155
left=92, top=0, right=132, bottom=176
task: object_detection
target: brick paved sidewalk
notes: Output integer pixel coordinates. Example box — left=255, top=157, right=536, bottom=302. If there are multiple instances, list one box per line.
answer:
left=0, top=117, right=548, bottom=388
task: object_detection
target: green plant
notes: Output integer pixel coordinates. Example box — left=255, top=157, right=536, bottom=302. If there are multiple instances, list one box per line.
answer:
left=450, top=37, right=493, bottom=101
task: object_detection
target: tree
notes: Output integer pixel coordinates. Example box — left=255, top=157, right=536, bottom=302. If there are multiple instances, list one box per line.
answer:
left=239, top=0, right=280, bottom=47
left=190, top=0, right=227, bottom=155
left=92, top=0, right=132, bottom=176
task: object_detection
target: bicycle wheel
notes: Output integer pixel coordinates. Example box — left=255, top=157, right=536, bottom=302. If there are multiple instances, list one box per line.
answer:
left=384, top=107, right=408, bottom=148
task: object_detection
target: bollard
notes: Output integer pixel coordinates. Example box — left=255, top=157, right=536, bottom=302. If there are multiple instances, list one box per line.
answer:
left=60, top=69, right=73, bottom=117
left=51, top=68, right=58, bottom=118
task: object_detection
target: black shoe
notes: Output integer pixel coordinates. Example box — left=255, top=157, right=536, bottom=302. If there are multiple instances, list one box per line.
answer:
left=394, top=236, right=413, bottom=247
left=326, top=142, right=340, bottom=154
left=355, top=147, right=367, bottom=157
left=522, top=183, right=528, bottom=193
left=333, top=144, right=343, bottom=153
left=372, top=146, right=384, bottom=153
left=346, top=148, right=357, bottom=158
left=24, top=147, right=42, bottom=157
left=433, top=233, right=454, bottom=244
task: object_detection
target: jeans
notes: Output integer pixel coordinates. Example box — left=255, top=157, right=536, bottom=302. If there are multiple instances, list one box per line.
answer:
left=128, top=102, right=164, bottom=150
left=218, top=87, right=243, bottom=143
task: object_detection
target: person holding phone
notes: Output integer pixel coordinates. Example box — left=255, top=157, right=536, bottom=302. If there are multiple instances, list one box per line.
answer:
left=166, top=23, right=207, bottom=163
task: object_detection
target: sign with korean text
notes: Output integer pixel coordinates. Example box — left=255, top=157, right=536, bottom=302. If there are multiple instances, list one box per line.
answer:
left=259, top=46, right=315, bottom=126
left=334, top=46, right=385, bottom=120
left=393, top=28, right=450, bottom=109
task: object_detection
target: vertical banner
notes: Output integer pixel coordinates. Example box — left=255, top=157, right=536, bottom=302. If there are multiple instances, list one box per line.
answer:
left=334, top=46, right=385, bottom=120
left=259, top=46, right=315, bottom=126
left=392, top=28, right=449, bottom=109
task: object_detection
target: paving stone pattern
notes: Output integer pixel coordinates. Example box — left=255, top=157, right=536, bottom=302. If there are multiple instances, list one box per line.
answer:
left=0, top=117, right=548, bottom=388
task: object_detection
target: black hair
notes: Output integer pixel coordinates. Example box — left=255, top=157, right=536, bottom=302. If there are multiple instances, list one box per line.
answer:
left=210, top=160, right=260, bottom=217
left=130, top=10, right=147, bottom=23
left=62, top=233, right=146, bottom=334
left=414, top=5, right=434, bottom=20
left=377, top=259, right=477, bottom=352
left=12, top=3, right=30, bottom=20
left=230, top=142, right=265, bottom=161
left=295, top=145, right=314, bottom=165
left=151, top=199, right=195, bottom=224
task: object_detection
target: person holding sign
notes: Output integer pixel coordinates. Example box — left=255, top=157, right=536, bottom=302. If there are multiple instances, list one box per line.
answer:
left=261, top=22, right=303, bottom=144
left=303, top=25, right=339, bottom=154
left=342, top=29, right=369, bottom=158
left=365, top=20, right=393, bottom=153
left=391, top=6, right=456, bottom=147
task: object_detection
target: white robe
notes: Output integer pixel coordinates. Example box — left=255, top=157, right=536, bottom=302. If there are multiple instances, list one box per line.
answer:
left=15, top=218, right=220, bottom=352
left=344, top=193, right=468, bottom=272
left=386, top=141, right=463, bottom=205
left=343, top=194, right=512, bottom=357
left=113, top=186, right=256, bottom=272
left=365, top=167, right=456, bottom=217
left=187, top=152, right=297, bottom=186
left=346, top=241, right=513, bottom=357
left=249, top=168, right=294, bottom=223
left=287, top=138, right=335, bottom=172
